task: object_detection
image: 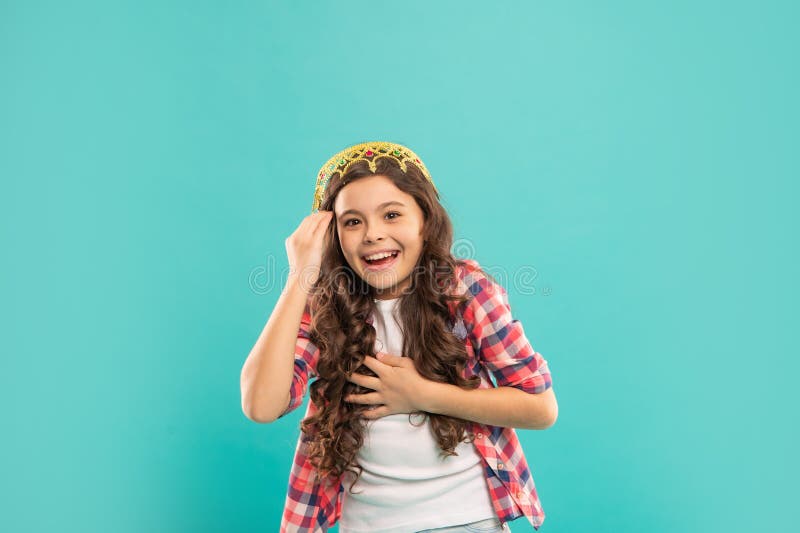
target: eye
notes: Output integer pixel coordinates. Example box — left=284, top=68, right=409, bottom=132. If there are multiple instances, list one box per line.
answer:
left=343, top=212, right=400, bottom=227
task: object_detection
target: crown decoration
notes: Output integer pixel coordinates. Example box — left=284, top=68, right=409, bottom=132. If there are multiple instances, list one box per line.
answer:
left=311, top=141, right=437, bottom=213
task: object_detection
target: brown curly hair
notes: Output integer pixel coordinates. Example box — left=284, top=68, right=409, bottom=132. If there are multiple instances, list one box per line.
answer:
left=299, top=155, right=482, bottom=494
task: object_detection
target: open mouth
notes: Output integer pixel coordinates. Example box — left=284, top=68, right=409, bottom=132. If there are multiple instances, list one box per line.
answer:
left=361, top=250, right=400, bottom=271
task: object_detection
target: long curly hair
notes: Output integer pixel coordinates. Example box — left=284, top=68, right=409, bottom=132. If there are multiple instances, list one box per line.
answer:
left=300, top=155, right=482, bottom=493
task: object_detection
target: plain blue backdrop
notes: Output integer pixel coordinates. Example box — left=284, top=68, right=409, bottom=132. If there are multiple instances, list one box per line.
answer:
left=1, top=1, right=796, bottom=531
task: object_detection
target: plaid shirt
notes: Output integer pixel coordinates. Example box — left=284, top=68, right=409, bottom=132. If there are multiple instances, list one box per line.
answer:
left=277, top=258, right=553, bottom=532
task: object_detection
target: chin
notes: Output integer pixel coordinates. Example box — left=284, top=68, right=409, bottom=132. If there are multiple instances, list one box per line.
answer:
left=359, top=265, right=408, bottom=289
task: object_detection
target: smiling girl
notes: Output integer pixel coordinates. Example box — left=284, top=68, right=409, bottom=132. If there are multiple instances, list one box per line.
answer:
left=240, top=141, right=557, bottom=532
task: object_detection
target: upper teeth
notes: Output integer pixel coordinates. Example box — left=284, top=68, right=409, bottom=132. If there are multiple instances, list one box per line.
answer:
left=364, top=251, right=397, bottom=261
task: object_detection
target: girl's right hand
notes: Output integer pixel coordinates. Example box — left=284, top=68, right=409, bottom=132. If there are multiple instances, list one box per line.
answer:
left=285, top=210, right=335, bottom=292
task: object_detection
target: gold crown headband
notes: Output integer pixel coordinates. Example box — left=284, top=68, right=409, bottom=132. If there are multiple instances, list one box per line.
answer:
left=311, top=141, right=437, bottom=213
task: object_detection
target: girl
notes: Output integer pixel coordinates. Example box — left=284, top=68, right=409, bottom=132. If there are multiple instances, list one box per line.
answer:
left=240, top=141, right=557, bottom=533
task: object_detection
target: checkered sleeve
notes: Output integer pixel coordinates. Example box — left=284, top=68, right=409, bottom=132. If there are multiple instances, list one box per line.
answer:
left=463, top=259, right=552, bottom=394
left=276, top=301, right=319, bottom=419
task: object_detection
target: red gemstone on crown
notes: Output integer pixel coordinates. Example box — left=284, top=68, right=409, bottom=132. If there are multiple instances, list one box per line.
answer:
left=365, top=150, right=374, bottom=156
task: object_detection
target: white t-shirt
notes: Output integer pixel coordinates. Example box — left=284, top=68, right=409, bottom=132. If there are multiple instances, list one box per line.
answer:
left=338, top=297, right=498, bottom=533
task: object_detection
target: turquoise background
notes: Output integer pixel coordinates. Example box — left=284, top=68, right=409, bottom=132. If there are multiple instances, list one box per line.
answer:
left=1, top=1, right=795, bottom=531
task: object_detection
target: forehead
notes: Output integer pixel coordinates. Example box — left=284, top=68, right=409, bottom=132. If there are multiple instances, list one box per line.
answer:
left=334, top=175, right=413, bottom=214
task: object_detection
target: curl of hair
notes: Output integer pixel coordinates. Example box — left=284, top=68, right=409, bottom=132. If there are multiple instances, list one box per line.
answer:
left=300, top=156, right=481, bottom=494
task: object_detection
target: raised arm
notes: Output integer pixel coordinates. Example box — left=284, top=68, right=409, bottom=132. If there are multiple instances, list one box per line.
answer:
left=240, top=211, right=333, bottom=423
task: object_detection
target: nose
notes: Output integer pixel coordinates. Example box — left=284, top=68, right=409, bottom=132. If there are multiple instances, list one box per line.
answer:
left=362, top=222, right=385, bottom=244
left=363, top=232, right=384, bottom=244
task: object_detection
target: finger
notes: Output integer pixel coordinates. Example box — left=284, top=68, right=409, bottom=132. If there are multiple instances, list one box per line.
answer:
left=297, top=212, right=323, bottom=233
left=311, top=210, right=334, bottom=233
left=293, top=211, right=328, bottom=240
left=375, top=352, right=403, bottom=365
left=345, top=392, right=381, bottom=404
left=362, top=405, right=388, bottom=419
left=348, top=371, right=381, bottom=390
left=360, top=355, right=385, bottom=375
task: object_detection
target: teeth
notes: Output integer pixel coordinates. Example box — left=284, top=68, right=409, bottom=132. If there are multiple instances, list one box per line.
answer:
left=364, top=251, right=398, bottom=261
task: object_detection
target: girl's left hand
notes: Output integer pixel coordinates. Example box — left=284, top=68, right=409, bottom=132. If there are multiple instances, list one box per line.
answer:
left=344, top=352, right=435, bottom=419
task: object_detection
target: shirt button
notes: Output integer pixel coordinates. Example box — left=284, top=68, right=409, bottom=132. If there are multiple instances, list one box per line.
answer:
left=497, top=463, right=504, bottom=470
left=477, top=432, right=483, bottom=438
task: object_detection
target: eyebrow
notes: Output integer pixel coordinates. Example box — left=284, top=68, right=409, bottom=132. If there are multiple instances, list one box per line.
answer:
left=338, top=201, right=407, bottom=218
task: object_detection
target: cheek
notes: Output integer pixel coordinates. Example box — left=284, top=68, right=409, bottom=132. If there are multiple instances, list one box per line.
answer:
left=402, top=229, right=425, bottom=249
left=338, top=232, right=356, bottom=254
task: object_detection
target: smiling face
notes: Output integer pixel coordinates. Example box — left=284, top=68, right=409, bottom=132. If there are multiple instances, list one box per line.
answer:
left=334, top=175, right=426, bottom=300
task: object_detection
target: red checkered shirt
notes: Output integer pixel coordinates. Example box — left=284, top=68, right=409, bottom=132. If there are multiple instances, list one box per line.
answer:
left=276, top=258, right=553, bottom=532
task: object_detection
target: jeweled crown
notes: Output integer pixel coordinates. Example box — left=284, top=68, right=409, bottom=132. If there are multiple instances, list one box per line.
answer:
left=311, top=141, right=437, bottom=213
